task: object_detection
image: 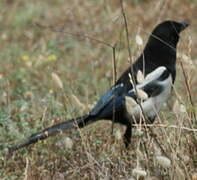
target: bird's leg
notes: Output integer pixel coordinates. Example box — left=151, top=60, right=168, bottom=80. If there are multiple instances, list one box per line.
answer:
left=123, top=123, right=133, bottom=148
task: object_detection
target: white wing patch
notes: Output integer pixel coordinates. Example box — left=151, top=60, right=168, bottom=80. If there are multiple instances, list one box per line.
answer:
left=144, top=66, right=166, bottom=83
left=125, top=66, right=172, bottom=123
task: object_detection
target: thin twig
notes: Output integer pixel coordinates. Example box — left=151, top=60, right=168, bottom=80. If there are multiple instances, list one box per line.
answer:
left=33, top=22, right=113, bottom=48
left=112, top=45, right=117, bottom=85
left=180, top=61, right=197, bottom=155
left=180, top=61, right=196, bottom=122
left=24, top=157, right=29, bottom=180
left=111, top=45, right=117, bottom=136
left=132, top=124, right=197, bottom=132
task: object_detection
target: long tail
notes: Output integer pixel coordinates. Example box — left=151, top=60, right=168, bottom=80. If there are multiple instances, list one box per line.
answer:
left=9, top=114, right=96, bottom=153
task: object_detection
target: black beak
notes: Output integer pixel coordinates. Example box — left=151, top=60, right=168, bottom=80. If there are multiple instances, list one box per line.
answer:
left=180, top=21, right=190, bottom=31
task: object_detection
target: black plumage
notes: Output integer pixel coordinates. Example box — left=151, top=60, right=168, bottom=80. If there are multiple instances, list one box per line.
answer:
left=9, top=20, right=189, bottom=152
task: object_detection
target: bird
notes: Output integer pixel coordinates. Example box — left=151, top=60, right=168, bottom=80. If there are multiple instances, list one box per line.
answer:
left=9, top=20, right=189, bottom=152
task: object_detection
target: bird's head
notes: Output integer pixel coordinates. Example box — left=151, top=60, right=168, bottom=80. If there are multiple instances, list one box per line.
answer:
left=149, top=20, right=189, bottom=49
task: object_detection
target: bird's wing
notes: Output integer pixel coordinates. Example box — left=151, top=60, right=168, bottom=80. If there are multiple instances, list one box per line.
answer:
left=125, top=66, right=172, bottom=122
left=91, top=66, right=172, bottom=120
left=136, top=66, right=170, bottom=97
left=90, top=83, right=125, bottom=115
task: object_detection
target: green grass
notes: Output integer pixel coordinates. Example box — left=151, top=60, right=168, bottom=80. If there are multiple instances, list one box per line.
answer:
left=0, top=0, right=197, bottom=179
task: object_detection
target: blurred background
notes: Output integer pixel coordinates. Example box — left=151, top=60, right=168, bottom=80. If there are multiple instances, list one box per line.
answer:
left=0, top=0, right=196, bottom=179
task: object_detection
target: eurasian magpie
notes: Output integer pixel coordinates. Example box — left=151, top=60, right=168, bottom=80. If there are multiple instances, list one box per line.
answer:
left=9, top=20, right=189, bottom=152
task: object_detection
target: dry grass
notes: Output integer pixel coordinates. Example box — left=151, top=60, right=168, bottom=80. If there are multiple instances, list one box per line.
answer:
left=0, top=0, right=197, bottom=179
